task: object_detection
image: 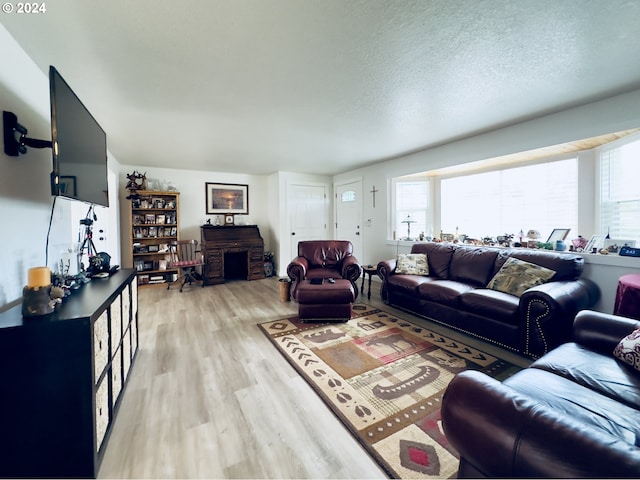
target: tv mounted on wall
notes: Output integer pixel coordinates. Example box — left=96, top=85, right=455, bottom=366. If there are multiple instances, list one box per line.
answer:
left=50, top=66, right=109, bottom=207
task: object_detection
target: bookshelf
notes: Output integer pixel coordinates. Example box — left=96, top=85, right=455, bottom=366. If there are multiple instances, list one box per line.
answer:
left=128, top=190, right=180, bottom=286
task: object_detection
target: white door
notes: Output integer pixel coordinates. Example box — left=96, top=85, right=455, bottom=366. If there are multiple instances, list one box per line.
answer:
left=289, top=184, right=327, bottom=256
left=335, top=180, right=363, bottom=260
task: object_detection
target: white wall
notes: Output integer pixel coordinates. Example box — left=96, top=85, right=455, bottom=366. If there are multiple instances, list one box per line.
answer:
left=0, top=24, right=121, bottom=309
left=118, top=166, right=270, bottom=268
left=335, top=88, right=640, bottom=313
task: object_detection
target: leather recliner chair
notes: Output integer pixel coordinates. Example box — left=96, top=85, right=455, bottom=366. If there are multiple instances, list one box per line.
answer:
left=287, top=240, right=361, bottom=301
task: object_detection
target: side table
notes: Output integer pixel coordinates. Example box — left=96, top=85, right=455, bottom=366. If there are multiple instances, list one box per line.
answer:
left=361, top=265, right=378, bottom=300
left=614, top=274, right=640, bottom=320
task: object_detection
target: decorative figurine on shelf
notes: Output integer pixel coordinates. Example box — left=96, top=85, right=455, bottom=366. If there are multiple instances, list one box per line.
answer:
left=125, top=170, right=147, bottom=199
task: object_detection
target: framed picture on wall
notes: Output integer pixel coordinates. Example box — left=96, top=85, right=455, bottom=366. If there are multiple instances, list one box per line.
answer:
left=205, top=183, right=249, bottom=215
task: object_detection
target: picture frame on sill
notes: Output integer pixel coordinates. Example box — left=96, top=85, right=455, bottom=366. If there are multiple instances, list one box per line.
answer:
left=603, top=239, right=636, bottom=254
left=205, top=182, right=249, bottom=215
left=584, top=235, right=605, bottom=253
left=546, top=228, right=570, bottom=244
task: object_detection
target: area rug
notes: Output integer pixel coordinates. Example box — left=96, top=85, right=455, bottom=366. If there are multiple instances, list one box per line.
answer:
left=258, top=304, right=521, bottom=479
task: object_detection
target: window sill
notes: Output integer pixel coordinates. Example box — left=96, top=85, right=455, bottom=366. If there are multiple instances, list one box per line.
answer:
left=386, top=240, right=640, bottom=267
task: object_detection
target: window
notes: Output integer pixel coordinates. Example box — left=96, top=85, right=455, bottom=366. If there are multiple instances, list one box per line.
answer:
left=440, top=159, right=578, bottom=242
left=599, top=136, right=640, bottom=243
left=393, top=178, right=429, bottom=240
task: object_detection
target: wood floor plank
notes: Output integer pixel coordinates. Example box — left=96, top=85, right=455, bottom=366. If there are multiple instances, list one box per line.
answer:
left=98, top=277, right=386, bottom=479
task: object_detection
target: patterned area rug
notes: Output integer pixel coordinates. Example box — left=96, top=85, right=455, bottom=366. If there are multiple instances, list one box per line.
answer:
left=258, top=304, right=521, bottom=479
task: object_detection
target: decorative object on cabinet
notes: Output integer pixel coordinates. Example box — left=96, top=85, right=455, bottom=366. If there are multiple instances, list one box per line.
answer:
left=128, top=190, right=180, bottom=286
left=205, top=182, right=248, bottom=215
left=0, top=269, right=139, bottom=478
left=224, top=214, right=234, bottom=225
left=200, top=225, right=264, bottom=285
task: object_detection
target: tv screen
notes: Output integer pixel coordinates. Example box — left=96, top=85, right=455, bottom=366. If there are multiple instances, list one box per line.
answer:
left=50, top=66, right=109, bottom=207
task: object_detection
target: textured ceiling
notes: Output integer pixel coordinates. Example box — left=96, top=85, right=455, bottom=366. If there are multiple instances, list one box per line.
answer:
left=2, top=0, right=640, bottom=175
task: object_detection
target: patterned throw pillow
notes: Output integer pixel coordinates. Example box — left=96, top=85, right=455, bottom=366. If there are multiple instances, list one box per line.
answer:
left=395, top=254, right=429, bottom=276
left=613, top=328, right=640, bottom=371
left=487, top=257, right=555, bottom=297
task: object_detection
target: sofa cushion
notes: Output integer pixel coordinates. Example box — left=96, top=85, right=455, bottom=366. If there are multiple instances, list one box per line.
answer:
left=499, top=249, right=584, bottom=281
left=417, top=280, right=474, bottom=306
left=504, top=367, right=640, bottom=446
left=411, top=242, right=454, bottom=279
left=613, top=328, right=640, bottom=372
left=297, top=240, right=353, bottom=269
left=459, top=289, right=520, bottom=326
left=387, top=274, right=434, bottom=295
left=532, top=342, right=640, bottom=411
left=448, top=247, right=499, bottom=287
left=395, top=253, right=429, bottom=275
left=487, top=257, right=555, bottom=297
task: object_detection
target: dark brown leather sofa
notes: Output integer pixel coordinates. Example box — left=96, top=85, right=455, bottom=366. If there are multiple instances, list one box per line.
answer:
left=287, top=240, right=361, bottom=301
left=441, top=310, right=640, bottom=478
left=377, top=242, right=599, bottom=358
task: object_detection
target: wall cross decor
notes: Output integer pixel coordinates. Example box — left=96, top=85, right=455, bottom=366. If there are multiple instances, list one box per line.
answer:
left=370, top=185, right=379, bottom=207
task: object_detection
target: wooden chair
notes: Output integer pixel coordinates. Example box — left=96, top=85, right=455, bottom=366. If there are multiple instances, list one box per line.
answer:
left=168, top=240, right=205, bottom=292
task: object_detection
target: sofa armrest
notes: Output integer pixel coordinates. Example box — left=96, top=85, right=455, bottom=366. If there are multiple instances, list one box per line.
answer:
left=442, top=370, right=640, bottom=478
left=573, top=309, right=640, bottom=354
left=341, top=255, right=361, bottom=300
left=377, top=259, right=397, bottom=303
left=287, top=256, right=309, bottom=300
left=519, top=278, right=600, bottom=357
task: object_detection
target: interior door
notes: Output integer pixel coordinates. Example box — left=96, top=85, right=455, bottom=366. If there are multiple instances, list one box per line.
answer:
left=335, top=180, right=363, bottom=260
left=289, top=183, right=327, bottom=256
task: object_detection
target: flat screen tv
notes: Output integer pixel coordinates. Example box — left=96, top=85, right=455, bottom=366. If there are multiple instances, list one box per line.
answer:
left=50, top=65, right=109, bottom=207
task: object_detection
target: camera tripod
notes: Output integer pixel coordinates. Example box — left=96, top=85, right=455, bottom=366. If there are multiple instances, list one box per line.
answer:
left=78, top=206, right=98, bottom=272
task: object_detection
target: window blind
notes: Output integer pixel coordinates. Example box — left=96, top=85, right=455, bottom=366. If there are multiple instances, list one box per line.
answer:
left=599, top=138, right=640, bottom=242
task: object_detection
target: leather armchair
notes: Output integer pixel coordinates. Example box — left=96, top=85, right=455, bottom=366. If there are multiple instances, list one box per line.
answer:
left=287, top=240, right=361, bottom=301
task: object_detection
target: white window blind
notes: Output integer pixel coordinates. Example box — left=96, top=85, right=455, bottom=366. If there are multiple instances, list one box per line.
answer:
left=394, top=180, right=429, bottom=240
left=599, top=138, right=640, bottom=242
left=441, top=159, right=578, bottom=241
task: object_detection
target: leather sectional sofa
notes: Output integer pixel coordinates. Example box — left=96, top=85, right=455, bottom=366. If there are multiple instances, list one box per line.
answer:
left=441, top=310, right=640, bottom=478
left=377, top=242, right=599, bottom=358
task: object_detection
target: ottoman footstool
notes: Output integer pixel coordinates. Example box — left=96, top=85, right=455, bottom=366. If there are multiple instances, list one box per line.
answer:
left=296, top=279, right=356, bottom=322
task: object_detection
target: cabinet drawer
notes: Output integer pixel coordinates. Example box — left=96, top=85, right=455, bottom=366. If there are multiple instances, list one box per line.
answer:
left=110, top=295, right=122, bottom=354
left=123, top=327, right=132, bottom=380
left=131, top=281, right=138, bottom=315
left=131, top=315, right=138, bottom=353
left=111, top=348, right=123, bottom=407
left=95, top=378, right=109, bottom=452
left=94, top=311, right=109, bottom=382
left=122, top=286, right=131, bottom=327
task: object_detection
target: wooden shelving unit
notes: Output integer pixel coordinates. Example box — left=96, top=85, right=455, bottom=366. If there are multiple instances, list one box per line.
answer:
left=128, top=190, right=180, bottom=286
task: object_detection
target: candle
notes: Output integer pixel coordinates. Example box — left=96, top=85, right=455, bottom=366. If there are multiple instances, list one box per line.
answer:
left=27, top=266, right=51, bottom=288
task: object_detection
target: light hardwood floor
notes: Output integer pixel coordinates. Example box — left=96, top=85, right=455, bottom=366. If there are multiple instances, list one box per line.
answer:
left=98, top=277, right=388, bottom=479
left=99, top=276, right=529, bottom=479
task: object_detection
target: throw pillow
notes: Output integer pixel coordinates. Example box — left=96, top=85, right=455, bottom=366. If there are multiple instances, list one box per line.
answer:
left=613, top=328, right=640, bottom=371
left=395, top=253, right=429, bottom=276
left=487, top=257, right=555, bottom=297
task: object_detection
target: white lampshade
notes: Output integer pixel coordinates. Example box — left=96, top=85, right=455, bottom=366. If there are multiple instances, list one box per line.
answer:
left=526, top=229, right=541, bottom=240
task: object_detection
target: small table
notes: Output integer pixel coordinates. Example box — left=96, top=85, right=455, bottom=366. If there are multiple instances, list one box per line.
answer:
left=614, top=274, right=640, bottom=320
left=361, top=265, right=378, bottom=300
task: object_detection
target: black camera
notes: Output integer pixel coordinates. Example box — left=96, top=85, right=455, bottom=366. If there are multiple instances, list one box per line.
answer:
left=80, top=218, right=93, bottom=226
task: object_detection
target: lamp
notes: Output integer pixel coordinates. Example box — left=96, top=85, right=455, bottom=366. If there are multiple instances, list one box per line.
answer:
left=526, top=229, right=541, bottom=248
left=401, top=215, right=417, bottom=240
